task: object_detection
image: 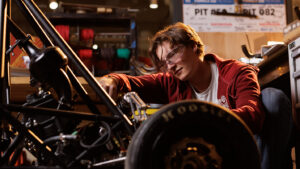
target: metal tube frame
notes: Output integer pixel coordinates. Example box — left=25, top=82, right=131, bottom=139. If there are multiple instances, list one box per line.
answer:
left=0, top=0, right=9, bottom=105
left=0, top=0, right=135, bottom=167
left=18, top=0, right=133, bottom=133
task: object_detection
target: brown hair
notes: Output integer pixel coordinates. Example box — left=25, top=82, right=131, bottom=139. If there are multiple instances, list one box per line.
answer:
left=149, top=22, right=204, bottom=68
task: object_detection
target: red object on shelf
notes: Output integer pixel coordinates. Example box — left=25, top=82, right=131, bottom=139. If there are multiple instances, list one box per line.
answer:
left=78, top=49, right=93, bottom=59
left=95, top=59, right=109, bottom=70
left=80, top=28, right=94, bottom=41
left=55, top=25, right=70, bottom=42
left=138, top=56, right=153, bottom=67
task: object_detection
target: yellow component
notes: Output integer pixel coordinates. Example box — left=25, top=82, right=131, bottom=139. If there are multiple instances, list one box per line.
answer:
left=134, top=108, right=159, bottom=116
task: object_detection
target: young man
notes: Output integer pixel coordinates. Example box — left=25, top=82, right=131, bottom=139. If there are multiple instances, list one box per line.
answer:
left=99, top=22, right=292, bottom=169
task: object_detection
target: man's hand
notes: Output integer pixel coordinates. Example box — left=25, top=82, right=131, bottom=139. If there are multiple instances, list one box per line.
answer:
left=98, top=75, right=119, bottom=100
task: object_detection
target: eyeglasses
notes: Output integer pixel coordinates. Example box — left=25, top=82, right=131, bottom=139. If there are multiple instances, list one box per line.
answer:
left=157, top=45, right=185, bottom=71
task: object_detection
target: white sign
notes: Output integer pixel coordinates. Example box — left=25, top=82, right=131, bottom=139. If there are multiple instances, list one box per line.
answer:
left=183, top=1, right=286, bottom=32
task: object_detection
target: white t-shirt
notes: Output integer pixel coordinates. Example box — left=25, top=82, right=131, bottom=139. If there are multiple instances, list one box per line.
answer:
left=190, top=63, right=219, bottom=105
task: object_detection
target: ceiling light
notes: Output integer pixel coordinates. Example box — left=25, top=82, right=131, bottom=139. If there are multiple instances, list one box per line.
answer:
left=49, top=0, right=58, bottom=10
left=149, top=0, right=158, bottom=9
left=92, top=44, right=98, bottom=50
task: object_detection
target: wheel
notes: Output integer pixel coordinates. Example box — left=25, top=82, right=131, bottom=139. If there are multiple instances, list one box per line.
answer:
left=125, top=100, right=260, bottom=169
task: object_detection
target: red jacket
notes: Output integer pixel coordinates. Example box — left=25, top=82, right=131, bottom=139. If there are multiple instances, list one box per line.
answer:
left=110, top=54, right=265, bottom=134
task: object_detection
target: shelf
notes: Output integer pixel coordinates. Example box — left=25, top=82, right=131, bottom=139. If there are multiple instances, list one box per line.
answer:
left=46, top=13, right=133, bottom=28
left=47, top=11, right=137, bottom=76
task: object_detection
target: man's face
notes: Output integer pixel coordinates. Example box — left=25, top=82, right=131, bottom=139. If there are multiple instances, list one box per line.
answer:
left=156, top=41, right=199, bottom=81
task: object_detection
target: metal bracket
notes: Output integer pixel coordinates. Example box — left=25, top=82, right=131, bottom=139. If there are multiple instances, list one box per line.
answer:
left=123, top=92, right=148, bottom=122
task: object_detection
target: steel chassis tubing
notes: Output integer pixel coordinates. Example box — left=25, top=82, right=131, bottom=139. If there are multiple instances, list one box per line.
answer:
left=13, top=0, right=133, bottom=133
left=0, top=0, right=134, bottom=167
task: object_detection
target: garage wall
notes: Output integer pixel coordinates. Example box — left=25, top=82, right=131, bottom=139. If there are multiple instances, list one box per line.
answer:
left=198, top=32, right=284, bottom=60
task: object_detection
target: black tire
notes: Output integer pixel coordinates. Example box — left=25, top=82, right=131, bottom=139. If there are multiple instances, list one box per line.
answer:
left=125, top=100, right=260, bottom=169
